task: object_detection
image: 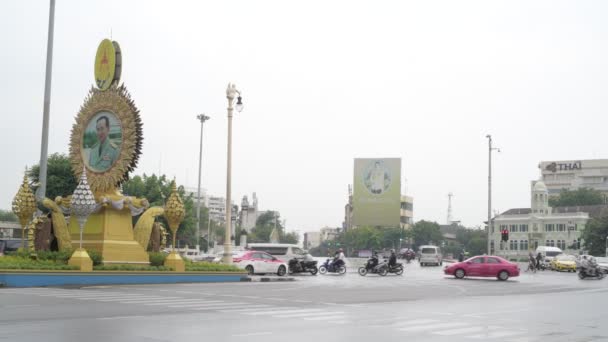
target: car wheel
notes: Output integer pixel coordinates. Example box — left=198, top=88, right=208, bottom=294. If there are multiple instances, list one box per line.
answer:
left=277, top=265, right=286, bottom=276
left=245, top=265, right=254, bottom=275
left=455, top=268, right=465, bottom=279
left=498, top=270, right=509, bottom=281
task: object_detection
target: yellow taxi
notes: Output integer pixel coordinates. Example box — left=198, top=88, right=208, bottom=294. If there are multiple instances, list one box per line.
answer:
left=550, top=254, right=577, bottom=272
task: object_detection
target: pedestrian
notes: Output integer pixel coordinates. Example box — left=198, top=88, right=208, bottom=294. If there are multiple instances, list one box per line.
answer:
left=458, top=252, right=464, bottom=262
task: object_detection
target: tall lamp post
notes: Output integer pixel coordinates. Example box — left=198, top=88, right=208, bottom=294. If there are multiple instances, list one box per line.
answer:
left=195, top=114, right=210, bottom=253
left=486, top=134, right=500, bottom=255
left=222, top=83, right=243, bottom=264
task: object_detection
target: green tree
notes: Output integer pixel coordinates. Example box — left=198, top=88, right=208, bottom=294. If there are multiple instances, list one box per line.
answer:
left=0, top=209, right=17, bottom=222
left=411, top=220, right=444, bottom=250
left=28, top=153, right=77, bottom=200
left=581, top=213, right=608, bottom=256
left=248, top=211, right=298, bottom=244
left=549, top=188, right=605, bottom=207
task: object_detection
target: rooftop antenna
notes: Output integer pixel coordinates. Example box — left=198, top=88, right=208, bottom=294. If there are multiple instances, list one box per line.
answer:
left=447, top=192, right=454, bottom=224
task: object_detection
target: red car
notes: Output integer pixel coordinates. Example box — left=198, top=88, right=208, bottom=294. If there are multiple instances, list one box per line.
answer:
left=444, top=255, right=520, bottom=281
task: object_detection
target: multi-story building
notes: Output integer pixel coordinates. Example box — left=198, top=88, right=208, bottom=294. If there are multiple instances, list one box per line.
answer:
left=239, top=193, right=259, bottom=233
left=320, top=227, right=341, bottom=242
left=539, top=159, right=608, bottom=201
left=400, top=195, right=414, bottom=229
left=491, top=180, right=601, bottom=259
left=303, top=231, right=321, bottom=250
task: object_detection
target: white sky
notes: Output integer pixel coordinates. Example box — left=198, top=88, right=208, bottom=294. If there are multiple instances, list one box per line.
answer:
left=2, top=1, right=608, bottom=236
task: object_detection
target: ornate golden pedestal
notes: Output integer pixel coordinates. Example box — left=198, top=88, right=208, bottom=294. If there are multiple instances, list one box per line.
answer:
left=68, top=248, right=93, bottom=271
left=68, top=195, right=150, bottom=265
left=164, top=251, right=185, bottom=272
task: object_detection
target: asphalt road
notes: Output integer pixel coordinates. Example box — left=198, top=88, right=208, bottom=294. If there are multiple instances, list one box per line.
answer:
left=1, top=262, right=607, bottom=342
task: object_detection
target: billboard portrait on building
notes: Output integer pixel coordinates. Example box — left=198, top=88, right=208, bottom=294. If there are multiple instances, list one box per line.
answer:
left=353, top=158, right=401, bottom=227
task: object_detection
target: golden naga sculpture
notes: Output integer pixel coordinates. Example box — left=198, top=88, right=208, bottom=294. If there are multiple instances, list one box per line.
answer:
left=41, top=197, right=72, bottom=251
left=133, top=206, right=165, bottom=250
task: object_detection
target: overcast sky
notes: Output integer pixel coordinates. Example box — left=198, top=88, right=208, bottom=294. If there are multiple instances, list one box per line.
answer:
left=2, top=1, right=608, bottom=235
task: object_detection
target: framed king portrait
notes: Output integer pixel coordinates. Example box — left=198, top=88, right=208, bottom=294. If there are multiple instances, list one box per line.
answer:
left=70, top=85, right=142, bottom=193
left=82, top=111, right=123, bottom=173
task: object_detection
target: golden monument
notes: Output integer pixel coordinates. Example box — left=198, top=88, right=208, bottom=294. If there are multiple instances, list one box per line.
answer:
left=12, top=172, right=37, bottom=251
left=36, top=39, right=171, bottom=265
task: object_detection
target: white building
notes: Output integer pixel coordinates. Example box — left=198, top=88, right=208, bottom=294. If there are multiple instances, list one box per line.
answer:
left=239, top=193, right=259, bottom=233
left=540, top=159, right=608, bottom=200
left=492, top=180, right=592, bottom=259
left=303, top=231, right=321, bottom=250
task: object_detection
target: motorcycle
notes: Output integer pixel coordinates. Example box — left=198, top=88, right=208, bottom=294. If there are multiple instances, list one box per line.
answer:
left=578, top=266, right=606, bottom=280
left=319, top=258, right=346, bottom=275
left=358, top=256, right=384, bottom=276
left=376, top=260, right=404, bottom=276
left=288, top=258, right=318, bottom=275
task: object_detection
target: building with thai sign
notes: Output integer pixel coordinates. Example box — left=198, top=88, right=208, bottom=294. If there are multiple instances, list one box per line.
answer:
left=491, top=179, right=608, bottom=259
left=539, top=159, right=608, bottom=200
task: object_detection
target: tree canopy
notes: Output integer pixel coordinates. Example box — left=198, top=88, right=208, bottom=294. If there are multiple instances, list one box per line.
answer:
left=248, top=211, right=298, bottom=244
left=28, top=153, right=77, bottom=200
left=549, top=187, right=605, bottom=207
left=581, top=212, right=608, bottom=256
left=0, top=209, right=17, bottom=222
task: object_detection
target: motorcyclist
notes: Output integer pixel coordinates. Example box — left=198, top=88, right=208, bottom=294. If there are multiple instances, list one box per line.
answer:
left=536, top=252, right=543, bottom=269
left=389, top=249, right=397, bottom=267
left=527, top=252, right=536, bottom=272
left=458, top=251, right=465, bottom=262
left=333, top=248, right=345, bottom=269
left=369, top=251, right=380, bottom=269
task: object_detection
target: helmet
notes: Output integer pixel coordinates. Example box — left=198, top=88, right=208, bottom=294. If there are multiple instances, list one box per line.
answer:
left=390, top=249, right=395, bottom=253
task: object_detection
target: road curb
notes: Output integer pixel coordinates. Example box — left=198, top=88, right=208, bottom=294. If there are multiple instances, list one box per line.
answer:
left=247, top=277, right=296, bottom=282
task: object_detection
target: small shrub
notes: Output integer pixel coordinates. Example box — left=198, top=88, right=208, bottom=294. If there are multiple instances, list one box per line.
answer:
left=148, top=252, right=167, bottom=266
left=87, top=250, right=103, bottom=266
left=36, top=250, right=73, bottom=264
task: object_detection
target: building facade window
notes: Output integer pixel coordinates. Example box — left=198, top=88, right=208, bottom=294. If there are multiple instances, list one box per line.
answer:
left=509, top=224, right=517, bottom=232
left=490, top=240, right=495, bottom=253
left=557, top=224, right=566, bottom=232
left=510, top=240, right=518, bottom=250
left=545, top=224, right=555, bottom=232
left=557, top=240, right=566, bottom=250
left=519, top=240, right=528, bottom=251
left=519, top=224, right=528, bottom=232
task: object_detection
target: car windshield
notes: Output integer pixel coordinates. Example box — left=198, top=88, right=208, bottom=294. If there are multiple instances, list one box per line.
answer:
left=556, top=255, right=576, bottom=261
left=421, top=248, right=436, bottom=254
left=546, top=251, right=562, bottom=257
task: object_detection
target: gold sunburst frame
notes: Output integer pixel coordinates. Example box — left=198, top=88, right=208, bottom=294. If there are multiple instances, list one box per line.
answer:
left=69, top=84, right=143, bottom=193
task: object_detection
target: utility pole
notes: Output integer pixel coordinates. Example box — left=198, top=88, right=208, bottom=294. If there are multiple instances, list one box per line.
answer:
left=486, top=135, right=500, bottom=255
left=195, top=114, right=210, bottom=253
left=447, top=192, right=454, bottom=225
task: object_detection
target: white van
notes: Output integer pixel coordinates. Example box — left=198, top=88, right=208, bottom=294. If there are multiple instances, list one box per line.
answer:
left=419, top=245, right=443, bottom=266
left=535, top=246, right=563, bottom=262
left=246, top=243, right=310, bottom=262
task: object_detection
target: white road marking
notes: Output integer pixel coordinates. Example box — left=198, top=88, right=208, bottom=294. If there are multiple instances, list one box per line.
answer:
left=142, top=300, right=220, bottom=306
left=96, top=315, right=146, bottom=320
left=191, top=304, right=254, bottom=311
left=468, top=330, right=526, bottom=339
left=96, top=296, right=168, bottom=302
left=167, top=302, right=245, bottom=308
left=218, top=305, right=273, bottom=313
left=231, top=332, right=273, bottom=337
left=304, top=315, right=345, bottom=321
left=399, top=322, right=470, bottom=332
left=434, top=326, right=487, bottom=335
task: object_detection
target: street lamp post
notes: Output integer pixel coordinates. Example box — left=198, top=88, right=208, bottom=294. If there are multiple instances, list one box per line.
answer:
left=195, top=114, right=210, bottom=253
left=486, top=134, right=500, bottom=255
left=222, top=83, right=243, bottom=264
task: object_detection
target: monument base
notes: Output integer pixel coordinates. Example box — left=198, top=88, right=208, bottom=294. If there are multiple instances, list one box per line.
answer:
left=164, top=251, right=185, bottom=272
left=68, top=248, right=93, bottom=272
left=69, top=197, right=150, bottom=265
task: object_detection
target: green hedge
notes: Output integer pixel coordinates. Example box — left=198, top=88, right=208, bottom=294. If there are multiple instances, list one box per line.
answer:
left=93, top=265, right=172, bottom=271
left=185, top=262, right=242, bottom=272
left=0, top=256, right=78, bottom=270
